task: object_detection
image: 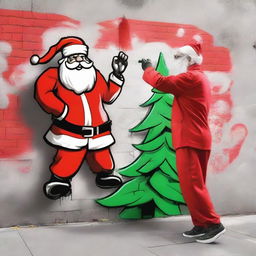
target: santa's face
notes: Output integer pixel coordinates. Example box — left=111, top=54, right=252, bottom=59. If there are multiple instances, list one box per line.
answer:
left=171, top=52, right=190, bottom=75
left=59, top=54, right=96, bottom=94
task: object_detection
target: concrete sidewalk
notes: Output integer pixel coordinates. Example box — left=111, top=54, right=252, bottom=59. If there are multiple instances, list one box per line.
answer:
left=0, top=215, right=255, bottom=256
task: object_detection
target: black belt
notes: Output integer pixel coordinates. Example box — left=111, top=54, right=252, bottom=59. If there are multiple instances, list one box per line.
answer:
left=52, top=119, right=112, bottom=138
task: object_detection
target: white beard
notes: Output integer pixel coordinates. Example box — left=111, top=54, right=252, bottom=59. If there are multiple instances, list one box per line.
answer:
left=171, top=56, right=189, bottom=76
left=59, top=60, right=96, bottom=94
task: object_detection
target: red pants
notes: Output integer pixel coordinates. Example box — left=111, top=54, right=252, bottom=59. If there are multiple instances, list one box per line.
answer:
left=50, top=147, right=114, bottom=178
left=176, top=147, right=220, bottom=227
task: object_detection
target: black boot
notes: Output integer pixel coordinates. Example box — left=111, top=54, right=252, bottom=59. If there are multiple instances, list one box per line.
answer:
left=95, top=172, right=122, bottom=189
left=43, top=174, right=72, bottom=200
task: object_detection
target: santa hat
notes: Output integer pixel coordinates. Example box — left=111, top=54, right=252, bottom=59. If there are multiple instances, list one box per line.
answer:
left=178, top=41, right=203, bottom=65
left=30, top=37, right=88, bottom=65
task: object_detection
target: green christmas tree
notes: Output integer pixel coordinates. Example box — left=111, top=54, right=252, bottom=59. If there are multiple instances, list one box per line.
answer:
left=97, top=53, right=186, bottom=219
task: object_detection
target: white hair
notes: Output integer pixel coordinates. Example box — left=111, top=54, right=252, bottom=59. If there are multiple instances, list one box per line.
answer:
left=178, top=45, right=203, bottom=65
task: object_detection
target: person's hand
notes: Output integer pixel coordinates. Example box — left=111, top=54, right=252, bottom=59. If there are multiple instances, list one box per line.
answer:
left=112, top=51, right=128, bottom=79
left=138, top=58, right=152, bottom=70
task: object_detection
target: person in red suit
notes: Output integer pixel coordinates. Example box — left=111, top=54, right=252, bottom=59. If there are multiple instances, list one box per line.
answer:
left=31, top=37, right=128, bottom=200
left=139, top=42, right=225, bottom=244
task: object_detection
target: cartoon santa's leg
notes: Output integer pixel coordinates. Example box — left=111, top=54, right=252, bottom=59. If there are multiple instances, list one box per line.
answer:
left=86, top=148, right=122, bottom=188
left=50, top=148, right=87, bottom=178
left=44, top=148, right=87, bottom=200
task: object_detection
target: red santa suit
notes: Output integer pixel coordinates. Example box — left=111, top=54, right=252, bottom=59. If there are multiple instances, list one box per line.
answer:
left=143, top=44, right=221, bottom=228
left=32, top=37, right=124, bottom=178
left=35, top=67, right=123, bottom=178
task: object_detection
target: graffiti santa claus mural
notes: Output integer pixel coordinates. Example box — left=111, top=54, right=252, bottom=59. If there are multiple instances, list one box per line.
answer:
left=30, top=36, right=128, bottom=200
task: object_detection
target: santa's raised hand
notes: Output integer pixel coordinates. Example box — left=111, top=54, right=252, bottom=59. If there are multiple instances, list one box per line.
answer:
left=112, top=51, right=128, bottom=79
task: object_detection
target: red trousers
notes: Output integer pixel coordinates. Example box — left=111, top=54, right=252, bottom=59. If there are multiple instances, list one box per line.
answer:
left=176, top=147, right=220, bottom=227
left=50, top=147, right=114, bottom=178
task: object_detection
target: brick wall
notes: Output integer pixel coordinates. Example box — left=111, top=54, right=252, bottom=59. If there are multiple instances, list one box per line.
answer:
left=0, top=9, right=78, bottom=158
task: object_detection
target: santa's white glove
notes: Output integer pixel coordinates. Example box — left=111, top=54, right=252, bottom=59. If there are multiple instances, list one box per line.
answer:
left=112, top=51, right=128, bottom=79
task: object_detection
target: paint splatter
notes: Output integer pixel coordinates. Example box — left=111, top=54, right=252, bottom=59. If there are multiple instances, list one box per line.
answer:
left=176, top=28, right=185, bottom=37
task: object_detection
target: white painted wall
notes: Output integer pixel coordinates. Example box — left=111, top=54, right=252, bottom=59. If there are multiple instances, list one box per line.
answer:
left=0, top=0, right=256, bottom=227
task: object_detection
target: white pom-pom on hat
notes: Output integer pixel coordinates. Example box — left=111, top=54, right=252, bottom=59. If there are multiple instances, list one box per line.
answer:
left=30, top=55, right=40, bottom=65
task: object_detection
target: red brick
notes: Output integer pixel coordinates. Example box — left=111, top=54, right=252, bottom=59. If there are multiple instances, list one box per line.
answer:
left=202, top=64, right=231, bottom=72
left=7, top=57, right=25, bottom=65
left=18, top=18, right=36, bottom=27
left=22, top=26, right=45, bottom=35
left=11, top=33, right=23, bottom=41
left=0, top=121, right=23, bottom=128
left=6, top=17, right=24, bottom=26
left=0, top=32, right=12, bottom=40
left=22, top=34, right=41, bottom=43
left=6, top=128, right=30, bottom=137
left=8, top=41, right=23, bottom=49
left=0, top=9, right=24, bottom=17
left=4, top=133, right=31, bottom=140
left=3, top=110, right=19, bottom=120
left=0, top=128, right=6, bottom=139
left=0, top=148, right=25, bottom=158
left=0, top=140, right=17, bottom=148
left=2, top=25, right=23, bottom=33
left=0, top=16, right=12, bottom=24
left=16, top=139, right=31, bottom=148
left=7, top=127, right=27, bottom=134
left=11, top=50, right=33, bottom=58
left=22, top=41, right=42, bottom=50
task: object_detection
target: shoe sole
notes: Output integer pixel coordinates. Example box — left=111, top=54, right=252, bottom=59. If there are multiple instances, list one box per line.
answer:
left=43, top=182, right=71, bottom=200
left=196, top=229, right=226, bottom=244
left=183, top=233, right=206, bottom=238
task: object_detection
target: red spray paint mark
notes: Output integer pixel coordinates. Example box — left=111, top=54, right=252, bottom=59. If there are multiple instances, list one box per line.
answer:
left=225, top=124, right=248, bottom=163
left=118, top=17, right=132, bottom=50
left=209, top=124, right=248, bottom=172
left=0, top=9, right=79, bottom=158
left=19, top=165, right=32, bottom=174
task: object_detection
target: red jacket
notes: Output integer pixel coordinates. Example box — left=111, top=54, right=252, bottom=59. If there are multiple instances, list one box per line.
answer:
left=35, top=67, right=123, bottom=150
left=143, top=64, right=212, bottom=150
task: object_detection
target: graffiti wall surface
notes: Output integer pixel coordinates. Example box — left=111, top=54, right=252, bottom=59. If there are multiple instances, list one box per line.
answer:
left=0, top=0, right=256, bottom=227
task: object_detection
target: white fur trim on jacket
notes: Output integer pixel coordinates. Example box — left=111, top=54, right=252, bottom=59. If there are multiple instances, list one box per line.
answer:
left=109, top=73, right=124, bottom=86
left=178, top=45, right=203, bottom=65
left=63, top=45, right=88, bottom=57
left=88, top=134, right=115, bottom=150
left=45, top=130, right=114, bottom=150
left=56, top=105, right=68, bottom=121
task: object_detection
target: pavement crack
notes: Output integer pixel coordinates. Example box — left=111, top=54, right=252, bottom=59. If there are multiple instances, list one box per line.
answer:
left=228, top=228, right=256, bottom=240
left=147, top=241, right=195, bottom=248
left=17, top=231, right=34, bottom=256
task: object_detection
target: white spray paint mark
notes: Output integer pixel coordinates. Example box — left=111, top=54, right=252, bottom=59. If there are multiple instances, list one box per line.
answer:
left=0, top=42, right=17, bottom=109
left=193, top=34, right=203, bottom=43
left=176, top=28, right=185, bottom=37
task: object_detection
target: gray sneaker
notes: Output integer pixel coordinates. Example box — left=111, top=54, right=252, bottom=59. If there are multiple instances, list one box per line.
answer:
left=196, top=223, right=226, bottom=243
